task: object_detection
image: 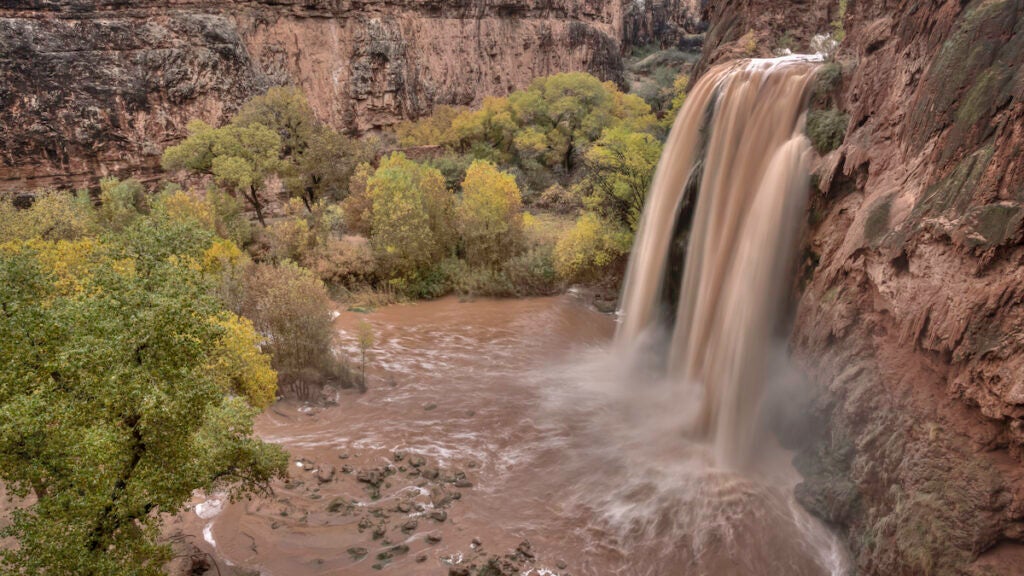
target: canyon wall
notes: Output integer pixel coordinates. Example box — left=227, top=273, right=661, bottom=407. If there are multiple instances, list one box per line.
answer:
left=0, top=0, right=628, bottom=192
left=621, top=0, right=706, bottom=50
left=701, top=0, right=1024, bottom=573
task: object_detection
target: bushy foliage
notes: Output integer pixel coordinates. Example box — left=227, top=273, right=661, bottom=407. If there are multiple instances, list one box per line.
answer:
left=394, top=72, right=658, bottom=187
left=259, top=216, right=313, bottom=264
left=232, top=86, right=316, bottom=158
left=368, top=153, right=455, bottom=280
left=285, top=126, right=376, bottom=209
left=238, top=261, right=353, bottom=389
left=0, top=190, right=96, bottom=243
left=807, top=108, right=849, bottom=154
left=0, top=201, right=287, bottom=575
left=661, top=74, right=690, bottom=128
left=534, top=183, right=583, bottom=214
left=457, top=160, right=524, bottom=267
left=553, top=212, right=632, bottom=283
left=582, top=126, right=663, bottom=231
left=395, top=105, right=463, bottom=148
left=340, top=162, right=375, bottom=236
left=163, top=86, right=370, bottom=226
left=306, top=236, right=378, bottom=288
left=209, top=313, right=279, bottom=409
left=162, top=120, right=282, bottom=226
left=97, top=177, right=147, bottom=231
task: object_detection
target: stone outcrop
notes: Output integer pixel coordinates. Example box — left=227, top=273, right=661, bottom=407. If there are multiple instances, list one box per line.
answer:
left=621, top=0, right=706, bottom=51
left=0, top=0, right=627, bottom=192
left=701, top=0, right=1024, bottom=574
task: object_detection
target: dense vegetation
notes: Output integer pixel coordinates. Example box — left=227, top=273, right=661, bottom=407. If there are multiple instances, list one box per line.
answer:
left=160, top=74, right=684, bottom=302
left=0, top=187, right=295, bottom=575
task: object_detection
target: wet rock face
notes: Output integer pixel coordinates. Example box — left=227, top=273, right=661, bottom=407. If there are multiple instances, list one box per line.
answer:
left=701, top=0, right=1024, bottom=574
left=0, top=0, right=626, bottom=192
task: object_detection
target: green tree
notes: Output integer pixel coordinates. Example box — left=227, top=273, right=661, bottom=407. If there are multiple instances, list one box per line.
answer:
left=457, top=160, right=524, bottom=266
left=285, top=127, right=372, bottom=210
left=340, top=162, right=375, bottom=236
left=582, top=126, right=663, bottom=231
left=368, top=153, right=454, bottom=279
left=0, top=190, right=95, bottom=244
left=96, top=177, right=147, bottom=232
left=233, top=86, right=317, bottom=158
left=239, top=261, right=351, bottom=390
left=0, top=219, right=287, bottom=575
left=394, top=105, right=463, bottom=147
left=162, top=121, right=283, bottom=227
left=661, top=74, right=690, bottom=129
left=209, top=124, right=283, bottom=228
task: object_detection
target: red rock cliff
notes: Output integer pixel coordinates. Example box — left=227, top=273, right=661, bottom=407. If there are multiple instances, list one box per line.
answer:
left=702, top=0, right=1024, bottom=573
left=0, top=0, right=631, bottom=192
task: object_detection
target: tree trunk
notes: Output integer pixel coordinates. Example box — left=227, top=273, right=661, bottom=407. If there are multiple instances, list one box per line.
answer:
left=248, top=186, right=267, bottom=227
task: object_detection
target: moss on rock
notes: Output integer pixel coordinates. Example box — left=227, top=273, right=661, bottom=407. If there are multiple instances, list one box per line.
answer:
left=807, top=107, right=849, bottom=154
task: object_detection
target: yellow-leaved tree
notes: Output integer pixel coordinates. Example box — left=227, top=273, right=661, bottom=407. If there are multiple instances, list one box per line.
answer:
left=457, top=160, right=524, bottom=267
left=367, top=153, right=454, bottom=282
left=209, top=313, right=278, bottom=409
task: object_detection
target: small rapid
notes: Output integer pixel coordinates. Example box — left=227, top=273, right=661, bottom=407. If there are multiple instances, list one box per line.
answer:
left=177, top=294, right=845, bottom=575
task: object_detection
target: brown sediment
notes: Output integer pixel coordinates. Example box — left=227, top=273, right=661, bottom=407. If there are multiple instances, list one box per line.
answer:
left=170, top=295, right=844, bottom=575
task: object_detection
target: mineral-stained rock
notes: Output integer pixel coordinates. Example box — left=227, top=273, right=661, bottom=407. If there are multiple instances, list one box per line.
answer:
left=697, top=0, right=1024, bottom=574
left=0, top=0, right=631, bottom=193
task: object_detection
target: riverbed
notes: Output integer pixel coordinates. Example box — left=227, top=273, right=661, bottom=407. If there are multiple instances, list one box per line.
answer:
left=172, top=295, right=847, bottom=576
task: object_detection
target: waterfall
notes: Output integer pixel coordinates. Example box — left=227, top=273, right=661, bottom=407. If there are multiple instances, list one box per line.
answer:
left=617, top=56, right=820, bottom=468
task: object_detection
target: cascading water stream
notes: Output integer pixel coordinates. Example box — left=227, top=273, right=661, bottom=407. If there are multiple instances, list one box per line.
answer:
left=617, top=56, right=821, bottom=468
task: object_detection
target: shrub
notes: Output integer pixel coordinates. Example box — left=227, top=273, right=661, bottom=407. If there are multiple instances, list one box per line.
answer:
left=807, top=108, right=849, bottom=154
left=368, top=153, right=455, bottom=280
left=814, top=62, right=843, bottom=99
left=457, top=160, right=524, bottom=267
left=209, top=313, right=279, bottom=409
left=503, top=246, right=560, bottom=296
left=534, top=184, right=582, bottom=214
left=306, top=236, right=378, bottom=287
left=240, top=262, right=357, bottom=391
left=258, top=217, right=313, bottom=263
left=97, top=177, right=147, bottom=231
left=554, top=212, right=632, bottom=283
left=340, top=162, right=375, bottom=236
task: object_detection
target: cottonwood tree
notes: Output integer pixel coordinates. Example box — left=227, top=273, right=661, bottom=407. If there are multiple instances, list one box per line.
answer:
left=582, top=126, right=663, bottom=232
left=457, top=160, right=524, bottom=266
left=162, top=120, right=283, bottom=227
left=285, top=127, right=372, bottom=210
left=367, top=153, right=455, bottom=279
left=235, top=86, right=373, bottom=212
left=0, top=207, right=288, bottom=575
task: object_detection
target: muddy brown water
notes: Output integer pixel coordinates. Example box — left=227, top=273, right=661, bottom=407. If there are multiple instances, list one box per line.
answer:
left=172, top=295, right=847, bottom=576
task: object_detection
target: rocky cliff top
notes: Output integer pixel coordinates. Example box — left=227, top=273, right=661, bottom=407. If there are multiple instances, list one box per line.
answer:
left=0, top=0, right=667, bottom=192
